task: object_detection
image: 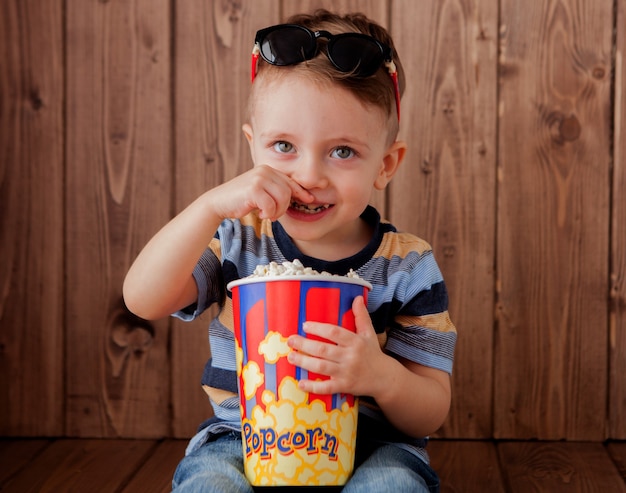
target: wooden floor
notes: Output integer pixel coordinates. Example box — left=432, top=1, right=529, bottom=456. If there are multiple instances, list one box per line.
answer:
left=1, top=439, right=625, bottom=492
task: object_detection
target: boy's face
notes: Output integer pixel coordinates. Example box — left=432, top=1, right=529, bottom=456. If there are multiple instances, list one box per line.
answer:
left=243, top=74, right=406, bottom=260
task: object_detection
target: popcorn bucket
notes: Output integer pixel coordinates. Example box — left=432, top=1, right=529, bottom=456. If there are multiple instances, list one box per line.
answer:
left=227, top=275, right=372, bottom=486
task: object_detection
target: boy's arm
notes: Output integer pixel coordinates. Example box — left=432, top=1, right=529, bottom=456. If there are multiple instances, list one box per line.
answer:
left=123, top=191, right=223, bottom=320
left=368, top=353, right=451, bottom=438
left=123, top=165, right=313, bottom=321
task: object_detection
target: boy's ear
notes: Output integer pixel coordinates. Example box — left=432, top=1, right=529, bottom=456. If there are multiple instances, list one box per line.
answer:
left=242, top=123, right=255, bottom=161
left=242, top=123, right=253, bottom=143
left=374, top=140, right=407, bottom=190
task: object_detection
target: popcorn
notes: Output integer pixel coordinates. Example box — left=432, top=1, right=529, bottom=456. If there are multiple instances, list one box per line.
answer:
left=250, top=259, right=360, bottom=279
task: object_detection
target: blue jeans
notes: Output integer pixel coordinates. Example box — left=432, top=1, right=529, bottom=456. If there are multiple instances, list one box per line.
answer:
left=172, top=431, right=439, bottom=492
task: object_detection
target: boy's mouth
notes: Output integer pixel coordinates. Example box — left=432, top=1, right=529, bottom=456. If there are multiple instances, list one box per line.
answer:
left=290, top=200, right=332, bottom=214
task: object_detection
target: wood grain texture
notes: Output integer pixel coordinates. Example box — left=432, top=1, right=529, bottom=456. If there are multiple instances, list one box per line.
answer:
left=495, top=0, right=613, bottom=440
left=282, top=0, right=386, bottom=15
left=498, top=442, right=626, bottom=493
left=429, top=440, right=506, bottom=492
left=120, top=439, right=187, bottom=492
left=610, top=0, right=626, bottom=440
left=391, top=0, right=498, bottom=438
left=1, top=439, right=155, bottom=493
left=65, top=0, right=172, bottom=437
left=0, top=0, right=64, bottom=436
left=607, top=442, right=626, bottom=482
left=0, top=439, right=51, bottom=487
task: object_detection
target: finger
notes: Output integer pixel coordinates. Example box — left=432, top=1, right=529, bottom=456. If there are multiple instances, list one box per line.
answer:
left=352, top=296, right=374, bottom=336
left=257, top=184, right=292, bottom=220
left=288, top=331, right=342, bottom=363
left=287, top=348, right=340, bottom=382
left=296, top=377, right=337, bottom=395
left=288, top=177, right=315, bottom=204
left=302, top=321, right=355, bottom=346
left=254, top=194, right=281, bottom=220
left=250, top=166, right=314, bottom=219
left=244, top=165, right=293, bottom=218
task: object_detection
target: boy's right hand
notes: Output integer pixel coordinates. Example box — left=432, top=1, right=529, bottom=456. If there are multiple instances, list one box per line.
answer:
left=208, top=165, right=314, bottom=221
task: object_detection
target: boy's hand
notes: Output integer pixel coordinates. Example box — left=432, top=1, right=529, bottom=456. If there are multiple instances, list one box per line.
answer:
left=287, top=296, right=387, bottom=398
left=209, top=165, right=313, bottom=221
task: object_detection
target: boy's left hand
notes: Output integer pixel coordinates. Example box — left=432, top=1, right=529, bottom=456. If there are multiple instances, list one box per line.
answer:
left=287, top=295, right=387, bottom=398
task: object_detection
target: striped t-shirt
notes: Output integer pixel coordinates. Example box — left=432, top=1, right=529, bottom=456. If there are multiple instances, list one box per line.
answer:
left=175, top=205, right=457, bottom=463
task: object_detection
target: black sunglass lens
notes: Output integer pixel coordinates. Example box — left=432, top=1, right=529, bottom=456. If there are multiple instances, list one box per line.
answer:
left=261, top=27, right=315, bottom=66
left=329, top=36, right=384, bottom=76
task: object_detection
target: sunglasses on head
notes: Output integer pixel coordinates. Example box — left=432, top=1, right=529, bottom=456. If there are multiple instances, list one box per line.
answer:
left=251, top=24, right=400, bottom=121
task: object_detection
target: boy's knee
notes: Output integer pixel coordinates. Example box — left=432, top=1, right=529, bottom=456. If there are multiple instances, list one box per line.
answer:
left=173, top=472, right=253, bottom=493
left=172, top=435, right=252, bottom=492
left=344, top=446, right=437, bottom=492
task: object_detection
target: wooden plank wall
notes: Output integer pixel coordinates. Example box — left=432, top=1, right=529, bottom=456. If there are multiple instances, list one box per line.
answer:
left=0, top=0, right=624, bottom=441
left=0, top=0, right=64, bottom=436
left=612, top=0, right=626, bottom=440
left=495, top=0, right=614, bottom=440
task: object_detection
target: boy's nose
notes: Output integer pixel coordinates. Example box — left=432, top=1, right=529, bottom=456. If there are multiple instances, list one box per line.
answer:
left=290, top=157, right=328, bottom=190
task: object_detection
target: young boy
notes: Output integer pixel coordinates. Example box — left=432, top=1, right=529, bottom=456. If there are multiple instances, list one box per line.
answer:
left=124, top=9, right=456, bottom=493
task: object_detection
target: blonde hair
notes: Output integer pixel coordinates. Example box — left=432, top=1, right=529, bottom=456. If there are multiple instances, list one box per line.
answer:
left=248, top=10, right=405, bottom=140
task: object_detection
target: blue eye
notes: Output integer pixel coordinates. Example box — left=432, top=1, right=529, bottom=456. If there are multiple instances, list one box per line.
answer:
left=273, top=141, right=294, bottom=153
left=332, top=147, right=354, bottom=159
